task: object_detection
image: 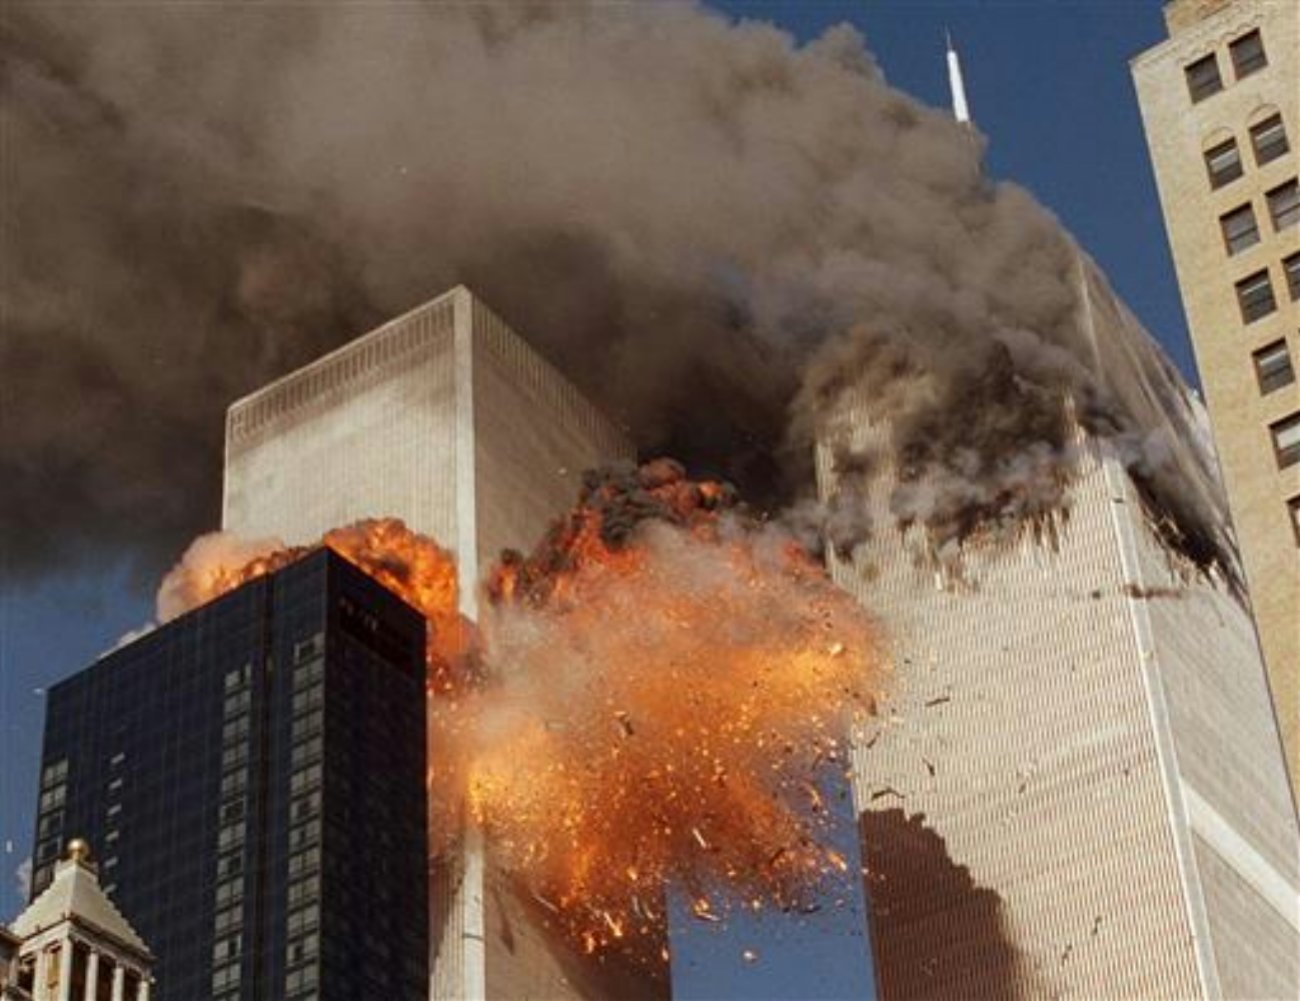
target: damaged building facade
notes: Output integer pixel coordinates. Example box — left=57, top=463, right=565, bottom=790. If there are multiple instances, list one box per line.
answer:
left=221, top=286, right=658, bottom=1000
left=818, top=253, right=1299, bottom=999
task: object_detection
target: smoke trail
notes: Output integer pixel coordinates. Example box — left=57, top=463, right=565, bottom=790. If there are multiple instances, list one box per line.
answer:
left=0, top=2, right=1227, bottom=582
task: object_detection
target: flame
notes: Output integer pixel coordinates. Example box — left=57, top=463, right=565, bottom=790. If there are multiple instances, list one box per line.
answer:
left=157, top=518, right=469, bottom=692
left=158, top=460, right=887, bottom=966
left=459, top=460, right=886, bottom=961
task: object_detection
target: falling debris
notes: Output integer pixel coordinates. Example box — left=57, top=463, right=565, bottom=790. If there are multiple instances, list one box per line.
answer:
left=691, top=899, right=722, bottom=924
left=162, top=461, right=888, bottom=963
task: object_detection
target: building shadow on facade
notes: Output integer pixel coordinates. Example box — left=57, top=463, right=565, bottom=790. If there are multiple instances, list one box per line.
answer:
left=860, top=809, right=1034, bottom=999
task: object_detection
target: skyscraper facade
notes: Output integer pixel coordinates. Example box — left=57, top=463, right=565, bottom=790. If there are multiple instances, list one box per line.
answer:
left=30, top=551, right=429, bottom=1001
left=819, top=255, right=1299, bottom=999
left=220, top=286, right=651, bottom=999
left=1131, top=0, right=1300, bottom=797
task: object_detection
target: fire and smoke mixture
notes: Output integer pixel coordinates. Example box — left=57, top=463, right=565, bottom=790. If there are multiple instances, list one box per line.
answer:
left=2, top=2, right=1236, bottom=584
left=158, top=461, right=886, bottom=963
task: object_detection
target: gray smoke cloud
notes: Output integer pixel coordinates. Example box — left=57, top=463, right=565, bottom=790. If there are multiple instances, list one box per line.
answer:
left=0, top=2, right=1230, bottom=583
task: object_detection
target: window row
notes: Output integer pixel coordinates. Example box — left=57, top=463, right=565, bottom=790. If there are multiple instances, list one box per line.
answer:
left=1205, top=112, right=1288, bottom=189
left=1219, top=179, right=1299, bottom=255
left=1185, top=28, right=1267, bottom=103
left=1236, top=253, right=1300, bottom=324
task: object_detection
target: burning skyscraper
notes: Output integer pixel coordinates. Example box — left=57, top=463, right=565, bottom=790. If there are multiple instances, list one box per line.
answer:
left=817, top=252, right=1299, bottom=999
left=220, top=285, right=660, bottom=999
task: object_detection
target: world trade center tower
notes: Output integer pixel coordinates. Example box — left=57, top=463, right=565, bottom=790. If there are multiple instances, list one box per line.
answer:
left=220, top=285, right=658, bottom=999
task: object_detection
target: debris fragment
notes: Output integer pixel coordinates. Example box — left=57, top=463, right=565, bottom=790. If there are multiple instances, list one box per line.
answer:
left=691, top=898, right=721, bottom=923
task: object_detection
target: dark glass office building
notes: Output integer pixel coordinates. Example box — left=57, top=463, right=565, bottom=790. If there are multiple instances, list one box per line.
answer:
left=31, top=550, right=429, bottom=1001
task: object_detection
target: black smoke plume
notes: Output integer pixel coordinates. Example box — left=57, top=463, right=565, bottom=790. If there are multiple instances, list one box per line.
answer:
left=0, top=2, right=1232, bottom=584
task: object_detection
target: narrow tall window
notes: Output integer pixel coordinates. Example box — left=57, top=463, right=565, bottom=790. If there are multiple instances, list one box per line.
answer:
left=1270, top=412, right=1300, bottom=468
left=1229, top=29, right=1267, bottom=79
left=1266, top=179, right=1299, bottom=232
left=1220, top=203, right=1260, bottom=254
left=1250, top=113, right=1290, bottom=166
left=1204, top=138, right=1243, bottom=189
left=1253, top=340, right=1295, bottom=395
left=1287, top=495, right=1300, bottom=546
left=1284, top=252, right=1300, bottom=301
left=1185, top=53, right=1223, bottom=102
left=1236, top=270, right=1276, bottom=323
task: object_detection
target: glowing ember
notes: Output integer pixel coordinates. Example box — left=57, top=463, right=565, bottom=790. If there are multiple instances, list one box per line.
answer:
left=157, top=460, right=887, bottom=965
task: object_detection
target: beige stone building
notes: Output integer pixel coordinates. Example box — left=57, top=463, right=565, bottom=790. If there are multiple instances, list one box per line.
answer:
left=1132, top=0, right=1300, bottom=799
left=819, top=254, right=1299, bottom=998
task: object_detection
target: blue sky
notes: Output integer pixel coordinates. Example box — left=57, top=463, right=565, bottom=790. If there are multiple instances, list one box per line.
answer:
left=1, top=1, right=1184, bottom=993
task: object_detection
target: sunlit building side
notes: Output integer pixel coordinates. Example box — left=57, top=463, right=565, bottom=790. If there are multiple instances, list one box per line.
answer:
left=1132, top=0, right=1300, bottom=798
left=818, top=254, right=1299, bottom=999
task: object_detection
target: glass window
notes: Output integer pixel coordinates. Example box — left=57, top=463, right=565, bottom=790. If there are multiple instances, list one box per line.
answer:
left=1204, top=137, right=1243, bottom=189
left=37, top=810, right=64, bottom=837
left=287, top=904, right=319, bottom=936
left=290, top=763, right=322, bottom=795
left=215, top=904, right=242, bottom=934
left=1266, top=179, right=1299, bottom=232
left=1288, top=495, right=1300, bottom=546
left=1251, top=114, right=1289, bottom=166
left=218, top=824, right=245, bottom=851
left=1271, top=412, right=1300, bottom=469
left=1236, top=270, right=1277, bottom=323
left=222, top=716, right=249, bottom=744
left=41, top=759, right=68, bottom=789
left=1185, top=53, right=1223, bottom=102
left=1255, top=341, right=1296, bottom=395
left=287, top=875, right=320, bottom=906
left=1220, top=203, right=1260, bottom=254
left=289, top=846, right=320, bottom=877
left=217, top=851, right=244, bottom=879
left=215, top=877, right=244, bottom=906
left=220, top=769, right=247, bottom=798
left=1229, top=29, right=1267, bottom=79
left=1285, top=253, right=1300, bottom=301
